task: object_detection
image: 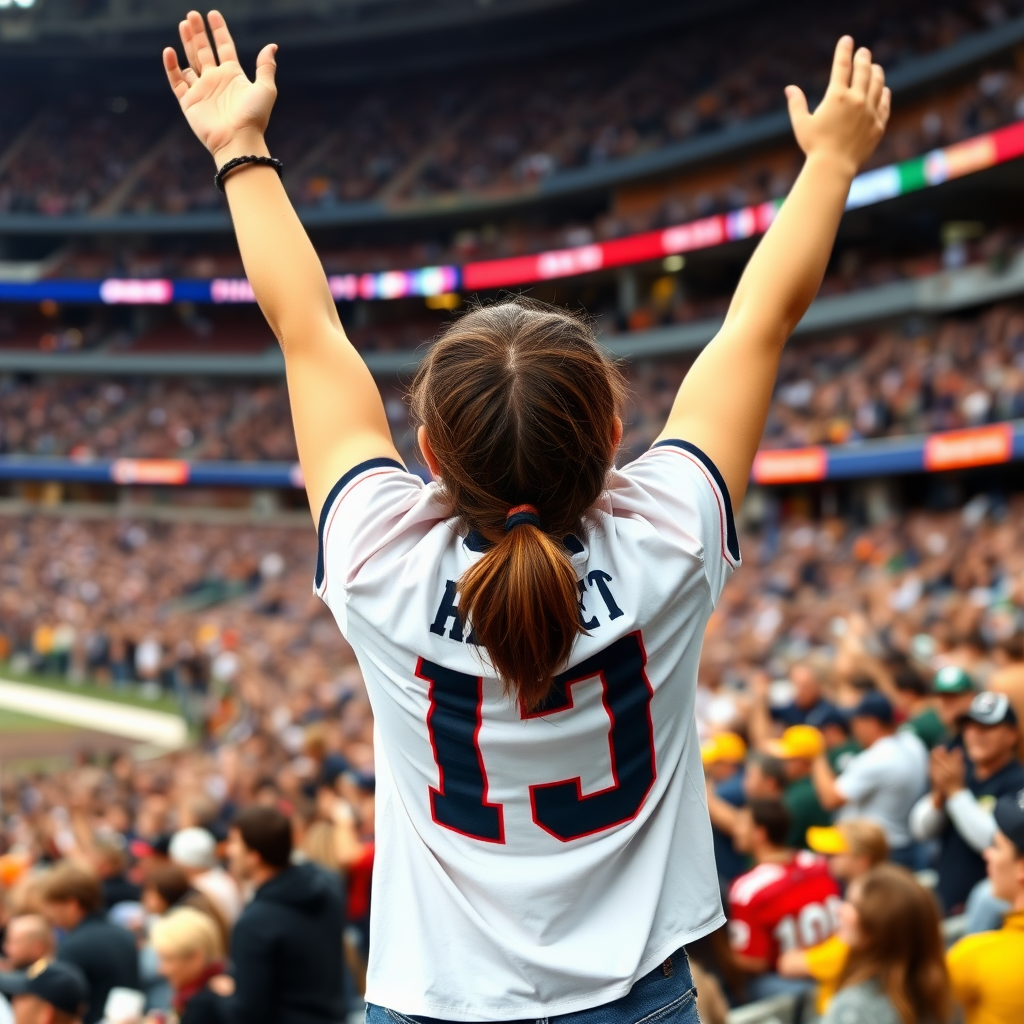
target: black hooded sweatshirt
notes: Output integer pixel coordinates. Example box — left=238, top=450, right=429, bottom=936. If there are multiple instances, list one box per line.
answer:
left=229, top=862, right=345, bottom=1024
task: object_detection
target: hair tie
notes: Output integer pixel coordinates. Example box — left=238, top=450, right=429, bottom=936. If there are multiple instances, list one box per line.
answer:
left=505, top=504, right=541, bottom=532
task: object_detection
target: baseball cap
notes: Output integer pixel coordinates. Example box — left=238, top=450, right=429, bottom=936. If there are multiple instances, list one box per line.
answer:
left=806, top=826, right=847, bottom=855
left=805, top=703, right=850, bottom=733
left=701, top=732, right=747, bottom=765
left=964, top=692, right=1018, bottom=729
left=168, top=827, right=217, bottom=870
left=848, top=691, right=894, bottom=725
left=932, top=665, right=975, bottom=695
left=765, top=725, right=825, bottom=761
left=0, top=959, right=88, bottom=1016
left=994, top=788, right=1024, bottom=855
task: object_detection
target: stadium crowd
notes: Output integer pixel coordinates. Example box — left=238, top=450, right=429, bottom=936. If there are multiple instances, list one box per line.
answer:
left=0, top=0, right=1021, bottom=219
left=0, top=473, right=1023, bottom=1020
left=1, top=299, right=1022, bottom=466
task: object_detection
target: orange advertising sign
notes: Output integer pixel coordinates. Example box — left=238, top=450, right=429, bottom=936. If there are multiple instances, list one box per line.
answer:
left=923, top=424, right=1013, bottom=472
left=751, top=447, right=828, bottom=484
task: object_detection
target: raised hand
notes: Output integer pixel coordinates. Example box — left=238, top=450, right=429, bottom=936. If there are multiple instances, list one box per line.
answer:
left=786, top=36, right=891, bottom=175
left=163, top=10, right=277, bottom=164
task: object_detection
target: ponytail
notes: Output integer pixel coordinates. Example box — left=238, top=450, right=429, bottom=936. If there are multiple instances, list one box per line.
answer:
left=459, top=520, right=584, bottom=711
left=410, top=297, right=627, bottom=709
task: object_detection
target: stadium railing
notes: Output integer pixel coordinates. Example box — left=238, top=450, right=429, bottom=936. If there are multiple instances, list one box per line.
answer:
left=1, top=420, right=1020, bottom=489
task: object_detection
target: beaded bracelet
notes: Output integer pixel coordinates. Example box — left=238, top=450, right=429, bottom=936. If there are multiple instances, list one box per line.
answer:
left=214, top=155, right=284, bottom=193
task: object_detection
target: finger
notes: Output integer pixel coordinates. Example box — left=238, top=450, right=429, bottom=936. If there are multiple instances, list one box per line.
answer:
left=877, top=86, right=892, bottom=127
left=867, top=63, right=885, bottom=111
left=829, top=35, right=854, bottom=90
left=163, top=48, right=190, bottom=101
left=207, top=9, right=239, bottom=65
left=179, top=18, right=203, bottom=75
left=187, top=9, right=218, bottom=69
left=255, top=43, right=278, bottom=90
left=850, top=47, right=872, bottom=98
left=785, top=84, right=810, bottom=130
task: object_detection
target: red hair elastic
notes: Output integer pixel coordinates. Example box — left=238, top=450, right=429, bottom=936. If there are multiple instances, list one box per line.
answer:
left=505, top=505, right=541, bottom=532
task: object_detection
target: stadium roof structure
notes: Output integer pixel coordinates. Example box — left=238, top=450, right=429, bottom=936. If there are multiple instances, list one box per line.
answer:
left=0, top=0, right=750, bottom=71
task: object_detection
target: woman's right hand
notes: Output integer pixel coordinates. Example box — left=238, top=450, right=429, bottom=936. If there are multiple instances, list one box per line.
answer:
left=163, top=10, right=278, bottom=165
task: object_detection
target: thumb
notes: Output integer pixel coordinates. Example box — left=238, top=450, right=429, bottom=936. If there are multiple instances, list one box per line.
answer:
left=785, top=85, right=810, bottom=131
left=255, top=43, right=278, bottom=89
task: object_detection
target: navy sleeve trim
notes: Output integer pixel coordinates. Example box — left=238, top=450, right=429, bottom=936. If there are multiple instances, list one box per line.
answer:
left=651, top=439, right=740, bottom=562
left=315, top=457, right=406, bottom=590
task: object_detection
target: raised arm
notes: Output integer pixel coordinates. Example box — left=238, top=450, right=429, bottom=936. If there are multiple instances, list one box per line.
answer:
left=658, top=37, right=890, bottom=506
left=163, top=11, right=400, bottom=522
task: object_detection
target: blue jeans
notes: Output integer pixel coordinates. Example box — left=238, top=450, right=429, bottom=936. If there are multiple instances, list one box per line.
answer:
left=365, top=947, right=698, bottom=1024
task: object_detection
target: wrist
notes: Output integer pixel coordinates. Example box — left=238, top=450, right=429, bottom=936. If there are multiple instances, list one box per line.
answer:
left=213, top=131, right=271, bottom=168
left=803, top=148, right=858, bottom=181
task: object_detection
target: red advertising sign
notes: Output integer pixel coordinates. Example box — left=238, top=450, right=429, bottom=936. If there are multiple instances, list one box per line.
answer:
left=110, top=459, right=191, bottom=486
left=751, top=447, right=829, bottom=484
left=923, top=424, right=1014, bottom=472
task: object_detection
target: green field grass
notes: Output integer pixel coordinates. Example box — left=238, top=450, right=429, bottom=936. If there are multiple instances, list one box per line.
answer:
left=0, top=707, right=73, bottom=732
left=0, top=666, right=181, bottom=716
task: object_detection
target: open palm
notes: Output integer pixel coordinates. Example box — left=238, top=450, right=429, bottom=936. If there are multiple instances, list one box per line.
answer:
left=163, top=10, right=278, bottom=160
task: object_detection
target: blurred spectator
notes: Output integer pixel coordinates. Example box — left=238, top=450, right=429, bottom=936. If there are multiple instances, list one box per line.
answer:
left=823, top=864, right=951, bottom=1024
left=727, top=799, right=840, bottom=1007
left=892, top=675, right=944, bottom=751
left=765, top=726, right=833, bottom=849
left=225, top=807, right=344, bottom=1024
left=812, top=692, right=928, bottom=868
left=750, top=664, right=834, bottom=746
left=2, top=915, right=54, bottom=970
left=932, top=667, right=979, bottom=749
left=141, top=864, right=231, bottom=957
left=169, top=830, right=242, bottom=928
left=911, top=692, right=1024, bottom=912
left=778, top=821, right=890, bottom=1016
left=701, top=733, right=749, bottom=885
left=38, top=865, right=140, bottom=1024
left=0, top=960, right=89, bottom=1024
left=806, top=705, right=860, bottom=774
left=947, top=790, right=1024, bottom=1024
left=90, top=839, right=141, bottom=910
left=149, top=907, right=229, bottom=1024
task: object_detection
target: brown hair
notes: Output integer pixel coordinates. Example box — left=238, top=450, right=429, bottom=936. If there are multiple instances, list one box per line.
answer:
left=411, top=298, right=626, bottom=709
left=837, top=865, right=951, bottom=1024
left=38, top=863, right=102, bottom=915
left=143, top=863, right=230, bottom=953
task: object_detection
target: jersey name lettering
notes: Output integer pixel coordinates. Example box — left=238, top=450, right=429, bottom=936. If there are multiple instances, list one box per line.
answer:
left=431, top=570, right=622, bottom=643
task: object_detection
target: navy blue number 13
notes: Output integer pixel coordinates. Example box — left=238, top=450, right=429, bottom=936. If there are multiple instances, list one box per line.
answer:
left=420, top=631, right=655, bottom=844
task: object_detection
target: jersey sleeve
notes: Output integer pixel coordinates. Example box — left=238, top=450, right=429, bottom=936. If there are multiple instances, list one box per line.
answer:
left=313, top=458, right=425, bottom=625
left=619, top=440, right=741, bottom=602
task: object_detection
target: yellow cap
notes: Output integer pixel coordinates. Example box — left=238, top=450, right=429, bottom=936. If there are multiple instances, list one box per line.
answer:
left=765, top=724, right=826, bottom=761
left=806, top=825, right=848, bottom=855
left=701, top=732, right=747, bottom=765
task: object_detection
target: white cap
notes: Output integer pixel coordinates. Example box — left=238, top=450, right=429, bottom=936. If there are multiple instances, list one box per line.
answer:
left=168, top=827, right=217, bottom=870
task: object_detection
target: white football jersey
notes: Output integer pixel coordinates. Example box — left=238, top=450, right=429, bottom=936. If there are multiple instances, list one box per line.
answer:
left=315, top=439, right=740, bottom=1020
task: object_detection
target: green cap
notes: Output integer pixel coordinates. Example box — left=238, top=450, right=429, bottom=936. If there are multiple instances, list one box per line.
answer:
left=932, top=665, right=975, bottom=695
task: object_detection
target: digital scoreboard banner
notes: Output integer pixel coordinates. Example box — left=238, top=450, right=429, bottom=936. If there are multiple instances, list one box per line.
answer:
left=1, top=119, right=1023, bottom=306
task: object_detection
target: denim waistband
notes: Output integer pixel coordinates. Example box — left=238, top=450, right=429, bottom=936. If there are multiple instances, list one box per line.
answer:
left=367, top=945, right=695, bottom=1024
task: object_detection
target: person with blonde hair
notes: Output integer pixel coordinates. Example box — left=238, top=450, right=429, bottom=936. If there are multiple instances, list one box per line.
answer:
left=823, top=864, right=951, bottom=1024
left=150, top=907, right=228, bottom=1024
left=778, top=819, right=889, bottom=1014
